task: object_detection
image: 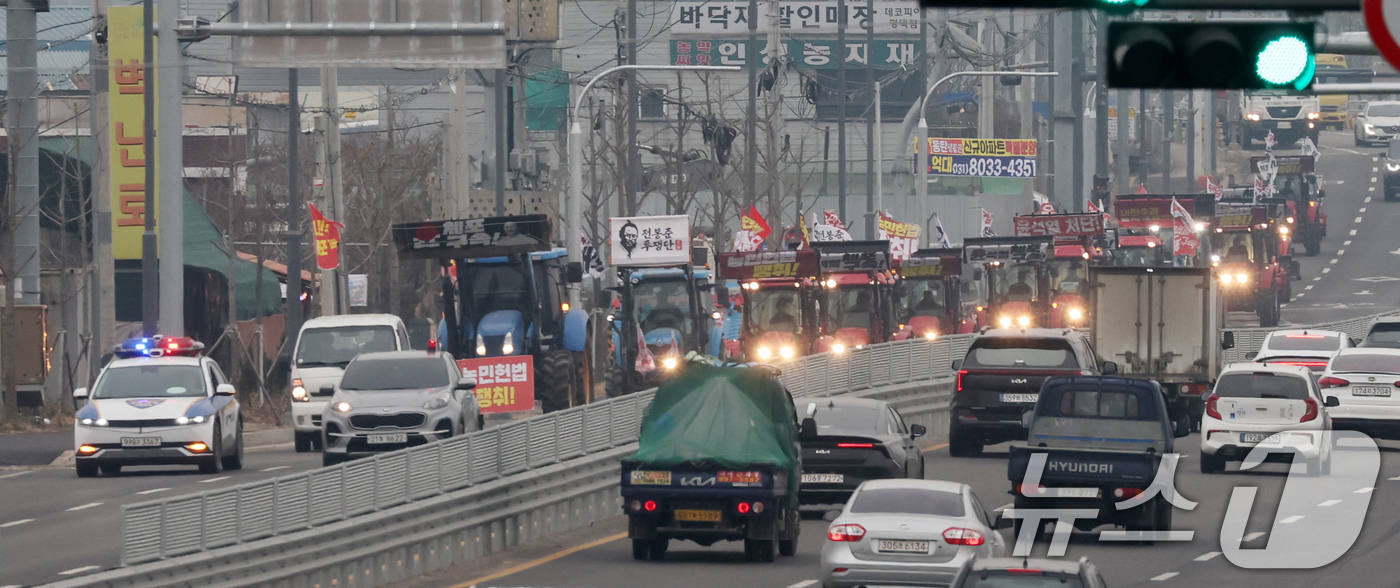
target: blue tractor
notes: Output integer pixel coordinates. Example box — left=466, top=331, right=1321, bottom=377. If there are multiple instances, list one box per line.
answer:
left=394, top=215, right=591, bottom=413
left=606, top=266, right=724, bottom=397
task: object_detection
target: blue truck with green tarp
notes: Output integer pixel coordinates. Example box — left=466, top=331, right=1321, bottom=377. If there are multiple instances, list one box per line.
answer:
left=620, top=363, right=802, bottom=562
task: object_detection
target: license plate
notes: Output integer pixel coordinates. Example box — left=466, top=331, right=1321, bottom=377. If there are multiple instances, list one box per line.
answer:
left=878, top=540, right=930, bottom=554
left=803, top=473, right=844, bottom=484
left=674, top=509, right=722, bottom=522
left=1002, top=393, right=1039, bottom=403
left=1353, top=386, right=1391, bottom=397
left=120, top=437, right=161, bottom=448
left=1048, top=487, right=1100, bottom=498
left=1241, top=433, right=1281, bottom=444
left=367, top=433, right=408, bottom=444
left=1278, top=121, right=1292, bottom=129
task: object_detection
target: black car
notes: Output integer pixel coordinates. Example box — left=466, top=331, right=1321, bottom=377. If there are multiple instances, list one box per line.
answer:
left=950, top=557, right=1109, bottom=588
left=1385, top=140, right=1400, bottom=202
left=948, top=328, right=1113, bottom=457
left=795, top=397, right=926, bottom=505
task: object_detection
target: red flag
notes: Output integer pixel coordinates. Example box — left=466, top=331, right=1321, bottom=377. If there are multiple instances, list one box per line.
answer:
left=309, top=203, right=344, bottom=271
left=1135, top=183, right=1148, bottom=194
left=741, top=203, right=772, bottom=239
left=822, top=210, right=847, bottom=230
left=1087, top=199, right=1116, bottom=227
left=1171, top=197, right=1199, bottom=257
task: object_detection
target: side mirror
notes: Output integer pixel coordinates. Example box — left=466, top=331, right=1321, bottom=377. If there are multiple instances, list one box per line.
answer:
left=1222, top=331, right=1236, bottom=350
left=951, top=359, right=963, bottom=371
left=993, top=512, right=1016, bottom=530
left=822, top=510, right=842, bottom=522
left=456, top=378, right=477, bottom=391
left=1245, top=352, right=1258, bottom=360
left=1326, top=396, right=1341, bottom=408
left=215, top=384, right=236, bottom=396
left=73, top=387, right=88, bottom=399
left=319, top=384, right=335, bottom=396
left=910, top=424, right=927, bottom=439
left=800, top=417, right=818, bottom=441
left=1020, top=411, right=1034, bottom=428
left=565, top=262, right=585, bottom=284
left=1101, top=360, right=1119, bottom=375
left=1351, top=337, right=1362, bottom=347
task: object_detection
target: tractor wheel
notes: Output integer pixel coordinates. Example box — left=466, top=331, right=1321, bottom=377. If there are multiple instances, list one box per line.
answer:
left=1304, top=239, right=1320, bottom=257
left=535, top=350, right=577, bottom=413
left=606, top=363, right=634, bottom=398
left=1257, top=290, right=1280, bottom=328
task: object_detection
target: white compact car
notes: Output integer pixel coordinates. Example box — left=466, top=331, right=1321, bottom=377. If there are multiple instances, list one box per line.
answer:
left=1200, top=363, right=1335, bottom=475
left=288, top=314, right=410, bottom=452
left=821, top=479, right=1008, bottom=588
left=73, top=336, right=243, bottom=477
left=1318, top=348, right=1400, bottom=440
left=1252, top=329, right=1351, bottom=372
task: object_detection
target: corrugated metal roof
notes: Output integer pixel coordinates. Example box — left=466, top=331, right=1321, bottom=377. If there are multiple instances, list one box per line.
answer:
left=0, top=50, right=90, bottom=91
left=0, top=7, right=94, bottom=46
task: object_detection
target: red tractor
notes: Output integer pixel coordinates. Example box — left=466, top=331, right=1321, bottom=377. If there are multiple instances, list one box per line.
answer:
left=811, top=240, right=898, bottom=354
left=716, top=249, right=822, bottom=363
left=963, top=236, right=1054, bottom=329
left=1012, top=213, right=1109, bottom=329
left=1208, top=203, right=1293, bottom=327
left=891, top=248, right=978, bottom=340
left=1250, top=155, right=1327, bottom=256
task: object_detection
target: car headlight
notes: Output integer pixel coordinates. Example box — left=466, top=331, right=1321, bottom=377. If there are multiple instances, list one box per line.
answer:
left=924, top=332, right=937, bottom=341
left=1236, top=273, right=1249, bottom=283
left=1220, top=273, right=1233, bottom=284
left=1245, top=113, right=1261, bottom=121
left=662, top=356, right=679, bottom=370
left=175, top=415, right=210, bottom=425
left=1388, top=162, right=1400, bottom=172
left=757, top=347, right=773, bottom=360
left=81, top=418, right=108, bottom=427
left=501, top=330, right=515, bottom=355
left=476, top=332, right=487, bottom=356
left=779, top=346, right=794, bottom=359
left=1068, top=308, right=1084, bottom=321
left=1307, top=112, right=1320, bottom=120
left=999, top=316, right=1012, bottom=328
left=1366, top=123, right=1376, bottom=134
left=333, top=401, right=353, bottom=413
left=291, top=378, right=308, bottom=402
left=1279, top=226, right=1289, bottom=235
left=423, top=395, right=452, bottom=410
left=1017, top=316, right=1031, bottom=327
left=831, top=343, right=846, bottom=354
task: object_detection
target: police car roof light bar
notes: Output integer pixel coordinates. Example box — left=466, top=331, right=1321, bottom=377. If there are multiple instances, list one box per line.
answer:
left=114, top=335, right=205, bottom=359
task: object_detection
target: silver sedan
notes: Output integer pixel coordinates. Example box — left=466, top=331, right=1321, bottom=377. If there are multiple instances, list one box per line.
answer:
left=821, top=479, right=1009, bottom=588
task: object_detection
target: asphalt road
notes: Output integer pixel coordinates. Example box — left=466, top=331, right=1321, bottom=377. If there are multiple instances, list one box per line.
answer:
left=0, top=432, right=71, bottom=467
left=0, top=444, right=322, bottom=587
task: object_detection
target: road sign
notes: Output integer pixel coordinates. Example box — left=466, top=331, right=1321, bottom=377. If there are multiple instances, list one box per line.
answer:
left=1365, top=0, right=1400, bottom=73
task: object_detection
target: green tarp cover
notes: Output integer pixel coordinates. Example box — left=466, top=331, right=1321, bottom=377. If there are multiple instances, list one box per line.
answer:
left=629, top=365, right=799, bottom=484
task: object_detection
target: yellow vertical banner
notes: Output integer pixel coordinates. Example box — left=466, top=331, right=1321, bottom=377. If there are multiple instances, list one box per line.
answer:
left=108, top=6, right=157, bottom=260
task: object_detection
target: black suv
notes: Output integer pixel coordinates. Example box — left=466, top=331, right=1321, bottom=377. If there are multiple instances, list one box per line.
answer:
left=948, top=328, right=1115, bottom=457
left=950, top=557, right=1109, bottom=588
left=1385, top=140, right=1400, bottom=201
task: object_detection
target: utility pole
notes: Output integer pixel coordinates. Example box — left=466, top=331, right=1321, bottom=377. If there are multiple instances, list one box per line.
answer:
left=444, top=71, right=470, bottom=218
left=1163, top=90, right=1174, bottom=193
left=91, top=0, right=114, bottom=380
left=6, top=0, right=40, bottom=306
left=1070, top=13, right=1085, bottom=211
left=1020, top=14, right=1036, bottom=204
left=286, top=68, right=305, bottom=349
left=864, top=0, right=877, bottom=238
left=746, top=0, right=758, bottom=210
left=1116, top=90, right=1130, bottom=194
left=157, top=0, right=183, bottom=335
left=1186, top=91, right=1196, bottom=192
left=837, top=0, right=849, bottom=223
left=625, top=0, right=639, bottom=216
left=978, top=17, right=993, bottom=140
left=141, top=0, right=158, bottom=335
left=1050, top=11, right=1074, bottom=212
left=318, top=66, right=347, bottom=315
left=874, top=80, right=883, bottom=224
left=1138, top=91, right=1148, bottom=190
left=494, top=69, right=509, bottom=216
left=1094, top=13, right=1109, bottom=196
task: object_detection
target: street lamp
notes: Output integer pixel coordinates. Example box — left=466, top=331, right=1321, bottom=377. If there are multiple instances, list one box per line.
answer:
left=915, top=71, right=1058, bottom=245
left=567, top=65, right=740, bottom=307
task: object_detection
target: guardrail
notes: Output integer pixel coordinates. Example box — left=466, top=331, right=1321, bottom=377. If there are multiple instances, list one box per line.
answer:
left=1222, top=310, right=1399, bottom=364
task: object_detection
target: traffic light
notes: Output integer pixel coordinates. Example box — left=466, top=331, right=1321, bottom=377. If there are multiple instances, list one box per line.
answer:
left=1107, top=22, right=1316, bottom=90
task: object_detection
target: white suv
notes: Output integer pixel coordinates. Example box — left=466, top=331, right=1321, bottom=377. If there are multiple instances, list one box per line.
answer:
left=288, top=314, right=411, bottom=452
left=1200, top=363, right=1335, bottom=475
left=1252, top=329, right=1351, bottom=372
left=1319, top=348, right=1400, bottom=440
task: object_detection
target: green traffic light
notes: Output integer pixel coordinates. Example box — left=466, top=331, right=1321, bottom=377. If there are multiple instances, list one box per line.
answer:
left=1255, top=35, right=1314, bottom=89
left=1101, top=0, right=1150, bottom=7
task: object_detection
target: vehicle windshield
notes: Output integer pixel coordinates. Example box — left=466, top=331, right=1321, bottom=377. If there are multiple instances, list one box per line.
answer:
left=1267, top=333, right=1341, bottom=351
left=961, top=573, right=1085, bottom=588
left=1362, top=323, right=1400, bottom=348
left=749, top=287, right=804, bottom=334
left=296, top=325, right=398, bottom=368
left=1209, top=233, right=1255, bottom=265
left=340, top=357, right=451, bottom=390
left=849, top=488, right=965, bottom=517
left=635, top=278, right=693, bottom=338
left=901, top=280, right=948, bottom=322
left=464, top=263, right=531, bottom=319
left=1215, top=373, right=1311, bottom=400
left=1114, top=246, right=1161, bottom=267
left=1048, top=259, right=1089, bottom=298
left=93, top=364, right=206, bottom=399
left=807, top=405, right=880, bottom=432
left=828, top=284, right=878, bottom=332
left=1038, top=386, right=1159, bottom=421
left=1275, top=176, right=1305, bottom=200
left=964, top=337, right=1077, bottom=369
left=1368, top=104, right=1400, bottom=117
left=992, top=263, right=1039, bottom=303
left=1330, top=354, right=1400, bottom=375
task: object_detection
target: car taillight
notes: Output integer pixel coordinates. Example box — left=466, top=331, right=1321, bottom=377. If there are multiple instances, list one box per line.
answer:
left=1205, top=393, right=1221, bottom=420
left=1113, top=487, right=1144, bottom=499
left=828, top=524, right=866, bottom=542
left=1319, top=377, right=1350, bottom=389
left=1017, top=483, right=1044, bottom=496
left=957, top=369, right=968, bottom=392
left=644, top=500, right=657, bottom=512
left=837, top=443, right=874, bottom=448
left=737, top=502, right=751, bottom=514
left=1301, top=398, right=1318, bottom=423
left=942, top=527, right=985, bottom=546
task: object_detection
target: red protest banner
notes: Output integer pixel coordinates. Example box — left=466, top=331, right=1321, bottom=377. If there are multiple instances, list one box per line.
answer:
left=309, top=203, right=344, bottom=270
left=1013, top=213, right=1104, bottom=237
left=457, top=356, right=536, bottom=413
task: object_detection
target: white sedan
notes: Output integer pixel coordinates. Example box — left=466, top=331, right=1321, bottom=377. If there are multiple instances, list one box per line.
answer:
left=73, top=337, right=243, bottom=477
left=821, top=479, right=1008, bottom=588
left=1320, top=348, right=1400, bottom=440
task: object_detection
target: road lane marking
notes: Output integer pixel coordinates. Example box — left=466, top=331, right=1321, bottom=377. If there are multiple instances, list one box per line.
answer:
left=67, top=502, right=101, bottom=511
left=1355, top=216, right=1364, bottom=223
left=1296, top=293, right=1305, bottom=298
left=199, top=476, right=232, bottom=484
left=1360, top=208, right=1367, bottom=213
left=1314, top=277, right=1322, bottom=281
left=1195, top=551, right=1222, bottom=561
left=1306, top=285, right=1315, bottom=290
left=920, top=442, right=949, bottom=453
left=1371, top=186, right=1377, bottom=191
left=1280, top=515, right=1305, bottom=523
left=1320, top=499, right=1342, bottom=506
left=1244, top=532, right=1266, bottom=541
left=1151, top=572, right=1179, bottom=581
left=1372, top=177, right=1378, bottom=183
left=1356, top=487, right=1375, bottom=494
left=1337, top=180, right=1346, bottom=184
left=136, top=487, right=170, bottom=495
left=58, top=566, right=100, bottom=576
left=449, top=532, right=628, bottom=588
left=1345, top=240, right=1353, bottom=246
left=1323, top=267, right=1332, bottom=273
left=788, top=581, right=820, bottom=588
left=1389, top=475, right=1400, bottom=480
left=0, top=519, right=33, bottom=528
left=1365, top=197, right=1372, bottom=203
left=1351, top=229, right=1358, bottom=236
left=0, top=471, right=33, bottom=480
left=261, top=466, right=290, bottom=472
left=1337, top=250, right=1346, bottom=256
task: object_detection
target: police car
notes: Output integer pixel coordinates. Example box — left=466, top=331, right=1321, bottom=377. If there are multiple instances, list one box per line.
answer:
left=72, top=336, right=243, bottom=477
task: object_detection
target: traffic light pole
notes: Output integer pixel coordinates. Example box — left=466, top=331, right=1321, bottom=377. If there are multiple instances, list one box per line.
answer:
left=916, top=70, right=1057, bottom=243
